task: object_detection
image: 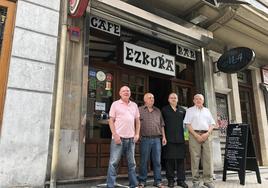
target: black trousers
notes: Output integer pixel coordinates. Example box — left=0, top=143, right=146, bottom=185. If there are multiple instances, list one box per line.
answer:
left=165, top=159, right=185, bottom=182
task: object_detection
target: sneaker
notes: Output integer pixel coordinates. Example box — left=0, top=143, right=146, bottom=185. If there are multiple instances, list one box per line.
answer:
left=203, top=182, right=215, bottom=188
left=177, top=181, right=188, bottom=188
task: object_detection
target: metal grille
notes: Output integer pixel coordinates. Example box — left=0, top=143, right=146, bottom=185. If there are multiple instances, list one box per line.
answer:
left=0, top=6, right=7, bottom=54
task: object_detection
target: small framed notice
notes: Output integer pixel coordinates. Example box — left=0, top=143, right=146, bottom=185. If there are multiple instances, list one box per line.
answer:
left=95, top=102, right=106, bottom=111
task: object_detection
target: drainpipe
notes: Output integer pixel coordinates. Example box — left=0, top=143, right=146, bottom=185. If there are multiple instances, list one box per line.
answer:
left=50, top=0, right=68, bottom=187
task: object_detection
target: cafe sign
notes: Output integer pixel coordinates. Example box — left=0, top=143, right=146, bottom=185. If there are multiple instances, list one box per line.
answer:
left=217, top=47, right=255, bottom=73
left=90, top=16, right=120, bottom=36
left=124, top=42, right=175, bottom=76
left=69, top=0, right=89, bottom=18
left=176, top=45, right=196, bottom=60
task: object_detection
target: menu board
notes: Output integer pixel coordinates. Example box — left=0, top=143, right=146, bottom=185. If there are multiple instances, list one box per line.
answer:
left=223, top=123, right=261, bottom=185
left=224, top=124, right=248, bottom=171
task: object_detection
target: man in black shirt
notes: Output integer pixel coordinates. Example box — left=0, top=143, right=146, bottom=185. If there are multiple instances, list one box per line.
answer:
left=162, top=93, right=188, bottom=188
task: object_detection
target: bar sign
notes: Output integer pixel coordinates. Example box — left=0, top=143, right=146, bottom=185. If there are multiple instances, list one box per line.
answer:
left=176, top=45, right=196, bottom=60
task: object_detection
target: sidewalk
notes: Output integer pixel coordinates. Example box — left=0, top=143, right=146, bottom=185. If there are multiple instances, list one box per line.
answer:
left=54, top=167, right=268, bottom=188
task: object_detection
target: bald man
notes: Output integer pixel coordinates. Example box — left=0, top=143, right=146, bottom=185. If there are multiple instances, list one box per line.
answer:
left=106, top=86, right=140, bottom=188
left=138, top=93, right=166, bottom=188
left=162, top=93, right=188, bottom=188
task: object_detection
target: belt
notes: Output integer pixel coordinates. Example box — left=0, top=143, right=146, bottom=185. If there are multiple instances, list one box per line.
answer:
left=142, top=135, right=161, bottom=138
left=120, top=137, right=133, bottom=140
left=194, top=130, right=208, bottom=134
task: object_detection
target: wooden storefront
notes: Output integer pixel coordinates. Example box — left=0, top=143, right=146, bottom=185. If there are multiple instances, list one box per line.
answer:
left=84, top=21, right=197, bottom=177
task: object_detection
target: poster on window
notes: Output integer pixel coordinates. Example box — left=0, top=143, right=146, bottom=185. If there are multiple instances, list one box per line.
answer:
left=216, top=94, right=229, bottom=137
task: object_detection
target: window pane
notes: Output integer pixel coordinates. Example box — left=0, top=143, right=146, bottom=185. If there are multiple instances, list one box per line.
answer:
left=87, top=69, right=114, bottom=139
left=0, top=7, right=7, bottom=54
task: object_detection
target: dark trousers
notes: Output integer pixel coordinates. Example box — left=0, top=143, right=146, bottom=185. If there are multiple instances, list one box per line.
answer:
left=165, top=159, right=185, bottom=183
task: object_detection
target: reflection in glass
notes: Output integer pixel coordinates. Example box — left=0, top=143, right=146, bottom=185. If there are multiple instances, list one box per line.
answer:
left=175, top=86, right=189, bottom=107
left=0, top=7, right=7, bottom=54
left=87, top=69, right=113, bottom=139
left=121, top=73, right=146, bottom=107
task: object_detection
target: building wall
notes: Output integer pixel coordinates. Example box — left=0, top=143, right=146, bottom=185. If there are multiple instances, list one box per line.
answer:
left=56, top=17, right=86, bottom=179
left=209, top=47, right=268, bottom=166
left=0, top=0, right=60, bottom=187
left=251, top=66, right=268, bottom=165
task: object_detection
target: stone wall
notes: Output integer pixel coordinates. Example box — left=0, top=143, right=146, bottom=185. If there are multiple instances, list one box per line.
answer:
left=0, top=0, right=60, bottom=187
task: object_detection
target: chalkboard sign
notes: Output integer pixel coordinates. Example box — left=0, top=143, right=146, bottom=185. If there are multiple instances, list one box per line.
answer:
left=223, top=124, right=261, bottom=185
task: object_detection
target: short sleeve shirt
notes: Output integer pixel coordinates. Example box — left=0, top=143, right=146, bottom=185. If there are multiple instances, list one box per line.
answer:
left=109, top=99, right=140, bottom=138
left=183, top=106, right=215, bottom=130
left=139, top=105, right=165, bottom=137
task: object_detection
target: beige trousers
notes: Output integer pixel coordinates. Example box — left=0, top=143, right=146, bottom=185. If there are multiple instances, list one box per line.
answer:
left=189, top=133, right=213, bottom=184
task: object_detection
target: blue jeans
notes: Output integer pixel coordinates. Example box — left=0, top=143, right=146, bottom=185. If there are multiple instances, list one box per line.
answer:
left=106, top=138, right=138, bottom=188
left=139, top=137, right=162, bottom=185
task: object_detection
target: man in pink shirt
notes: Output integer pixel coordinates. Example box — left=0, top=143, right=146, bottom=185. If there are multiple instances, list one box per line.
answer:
left=106, top=86, right=141, bottom=188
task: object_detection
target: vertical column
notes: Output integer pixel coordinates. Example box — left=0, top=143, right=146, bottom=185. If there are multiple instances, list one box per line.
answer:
left=200, top=48, right=222, bottom=170
left=227, top=74, right=242, bottom=123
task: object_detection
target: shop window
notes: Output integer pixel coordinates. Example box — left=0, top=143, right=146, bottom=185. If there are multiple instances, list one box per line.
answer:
left=172, top=82, right=193, bottom=108
left=239, top=90, right=253, bottom=126
left=0, top=7, right=7, bottom=54
left=89, top=35, right=118, bottom=64
left=86, top=69, right=114, bottom=139
left=121, top=72, right=147, bottom=106
left=237, top=70, right=251, bottom=84
left=175, top=61, right=194, bottom=82
left=216, top=93, right=229, bottom=137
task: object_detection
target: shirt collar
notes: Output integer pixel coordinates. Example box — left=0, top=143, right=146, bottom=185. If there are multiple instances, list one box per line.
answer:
left=143, top=105, right=156, bottom=110
left=119, top=99, right=131, bottom=105
left=169, top=104, right=177, bottom=109
left=194, top=105, right=204, bottom=110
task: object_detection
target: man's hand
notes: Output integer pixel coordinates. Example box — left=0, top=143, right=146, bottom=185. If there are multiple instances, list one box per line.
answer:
left=113, top=133, right=121, bottom=144
left=195, top=134, right=204, bottom=143
left=162, top=136, right=167, bottom=146
left=201, top=132, right=210, bottom=141
left=134, top=134, right=139, bottom=143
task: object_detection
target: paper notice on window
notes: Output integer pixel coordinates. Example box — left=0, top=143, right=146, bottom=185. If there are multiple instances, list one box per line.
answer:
left=95, top=102, right=106, bottom=111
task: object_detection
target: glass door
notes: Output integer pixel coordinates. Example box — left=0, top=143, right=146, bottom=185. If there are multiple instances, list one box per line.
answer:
left=86, top=68, right=114, bottom=139
left=85, top=67, right=115, bottom=177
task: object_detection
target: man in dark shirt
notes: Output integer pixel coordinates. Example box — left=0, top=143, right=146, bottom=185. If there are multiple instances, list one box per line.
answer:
left=138, top=93, right=167, bottom=188
left=162, top=93, right=188, bottom=188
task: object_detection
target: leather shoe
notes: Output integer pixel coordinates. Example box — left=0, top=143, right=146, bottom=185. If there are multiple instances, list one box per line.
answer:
left=168, top=181, right=174, bottom=187
left=203, top=182, right=214, bottom=188
left=177, top=181, right=188, bottom=188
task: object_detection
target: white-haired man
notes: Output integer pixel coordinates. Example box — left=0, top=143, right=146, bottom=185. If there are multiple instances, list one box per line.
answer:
left=183, top=94, right=215, bottom=188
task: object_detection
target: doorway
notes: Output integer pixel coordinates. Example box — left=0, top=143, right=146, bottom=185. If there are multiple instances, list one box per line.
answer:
left=149, top=76, right=171, bottom=109
left=238, top=70, right=262, bottom=165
